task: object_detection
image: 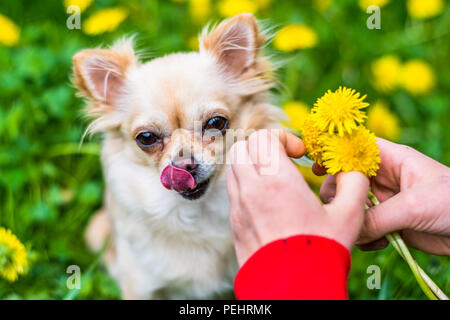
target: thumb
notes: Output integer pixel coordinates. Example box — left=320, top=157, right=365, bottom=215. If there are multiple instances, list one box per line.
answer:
left=359, top=189, right=418, bottom=243
left=328, top=171, right=369, bottom=218
left=324, top=171, right=369, bottom=250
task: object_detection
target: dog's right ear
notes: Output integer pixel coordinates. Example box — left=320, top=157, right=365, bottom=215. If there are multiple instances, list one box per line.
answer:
left=72, top=40, right=137, bottom=109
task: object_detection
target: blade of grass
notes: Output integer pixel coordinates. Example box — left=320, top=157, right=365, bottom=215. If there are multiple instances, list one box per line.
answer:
left=63, top=237, right=109, bottom=300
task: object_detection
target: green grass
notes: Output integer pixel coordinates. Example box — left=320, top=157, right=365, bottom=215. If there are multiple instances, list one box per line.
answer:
left=0, top=0, right=449, bottom=299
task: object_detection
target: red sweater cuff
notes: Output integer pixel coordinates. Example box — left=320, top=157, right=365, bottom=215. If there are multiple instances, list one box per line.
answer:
left=234, top=235, right=351, bottom=300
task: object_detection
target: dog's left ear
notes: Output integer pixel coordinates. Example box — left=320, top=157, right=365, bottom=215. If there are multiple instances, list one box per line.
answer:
left=200, top=13, right=264, bottom=77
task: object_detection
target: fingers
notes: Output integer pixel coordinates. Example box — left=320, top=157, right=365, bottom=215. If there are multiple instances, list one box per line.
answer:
left=247, top=129, right=304, bottom=175
left=374, top=138, right=429, bottom=185
left=228, top=140, right=257, bottom=184
left=356, top=238, right=389, bottom=251
left=357, top=230, right=450, bottom=256
left=358, top=190, right=417, bottom=244
left=401, top=230, right=450, bottom=256
left=329, top=171, right=369, bottom=217
left=319, top=175, right=336, bottom=203
left=277, top=129, right=306, bottom=158
left=247, top=130, right=279, bottom=171
left=247, top=129, right=305, bottom=159
left=322, top=172, right=369, bottom=250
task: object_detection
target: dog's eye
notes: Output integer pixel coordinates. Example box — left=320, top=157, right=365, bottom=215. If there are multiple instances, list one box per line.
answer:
left=136, top=132, right=159, bottom=147
left=204, top=116, right=228, bottom=132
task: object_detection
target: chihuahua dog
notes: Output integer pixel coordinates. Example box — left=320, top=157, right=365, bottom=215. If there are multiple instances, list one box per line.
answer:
left=73, top=13, right=284, bottom=299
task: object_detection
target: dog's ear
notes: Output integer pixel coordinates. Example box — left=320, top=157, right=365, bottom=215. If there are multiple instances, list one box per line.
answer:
left=200, top=13, right=264, bottom=77
left=72, top=39, right=136, bottom=107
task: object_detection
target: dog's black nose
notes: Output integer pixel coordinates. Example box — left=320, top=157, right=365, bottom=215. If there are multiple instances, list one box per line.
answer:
left=173, top=158, right=198, bottom=175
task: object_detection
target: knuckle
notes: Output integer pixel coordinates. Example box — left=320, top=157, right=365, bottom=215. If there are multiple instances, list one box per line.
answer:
left=397, top=143, right=418, bottom=157
left=401, top=155, right=422, bottom=174
left=401, top=144, right=414, bottom=153
left=403, top=192, right=420, bottom=216
left=398, top=193, right=422, bottom=229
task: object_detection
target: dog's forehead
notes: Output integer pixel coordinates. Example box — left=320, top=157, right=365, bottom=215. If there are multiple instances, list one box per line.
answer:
left=126, top=52, right=229, bottom=129
left=131, top=52, right=225, bottom=104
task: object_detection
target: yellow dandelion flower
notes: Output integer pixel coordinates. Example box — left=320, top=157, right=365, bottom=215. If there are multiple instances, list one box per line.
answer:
left=399, top=59, right=435, bottom=95
left=320, top=127, right=381, bottom=177
left=273, top=24, right=318, bottom=52
left=368, top=100, right=400, bottom=141
left=407, top=0, right=444, bottom=19
left=0, top=227, right=28, bottom=282
left=371, top=55, right=402, bottom=93
left=218, top=0, right=258, bottom=18
left=189, top=0, right=211, bottom=23
left=302, top=114, right=324, bottom=165
left=63, top=0, right=93, bottom=12
left=358, top=0, right=390, bottom=10
left=312, top=86, right=369, bottom=136
left=83, top=7, right=128, bottom=35
left=0, top=13, right=20, bottom=47
left=283, top=101, right=310, bottom=132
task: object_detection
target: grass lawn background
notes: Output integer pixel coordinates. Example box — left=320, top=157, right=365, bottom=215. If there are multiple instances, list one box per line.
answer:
left=0, top=0, right=449, bottom=299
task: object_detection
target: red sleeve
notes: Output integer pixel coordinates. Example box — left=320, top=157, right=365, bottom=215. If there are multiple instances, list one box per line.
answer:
left=234, top=235, right=351, bottom=300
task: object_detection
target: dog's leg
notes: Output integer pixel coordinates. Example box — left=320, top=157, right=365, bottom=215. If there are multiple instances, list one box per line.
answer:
left=85, top=209, right=111, bottom=251
left=84, top=209, right=116, bottom=269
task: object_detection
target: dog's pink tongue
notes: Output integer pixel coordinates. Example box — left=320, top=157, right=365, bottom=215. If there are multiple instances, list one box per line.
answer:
left=161, top=165, right=196, bottom=192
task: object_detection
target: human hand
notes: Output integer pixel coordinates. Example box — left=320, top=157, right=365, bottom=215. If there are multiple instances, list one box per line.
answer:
left=226, top=129, right=369, bottom=266
left=317, top=138, right=450, bottom=256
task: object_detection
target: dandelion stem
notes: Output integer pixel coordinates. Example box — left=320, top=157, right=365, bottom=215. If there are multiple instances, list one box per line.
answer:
left=386, top=232, right=437, bottom=300
left=368, top=192, right=448, bottom=300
